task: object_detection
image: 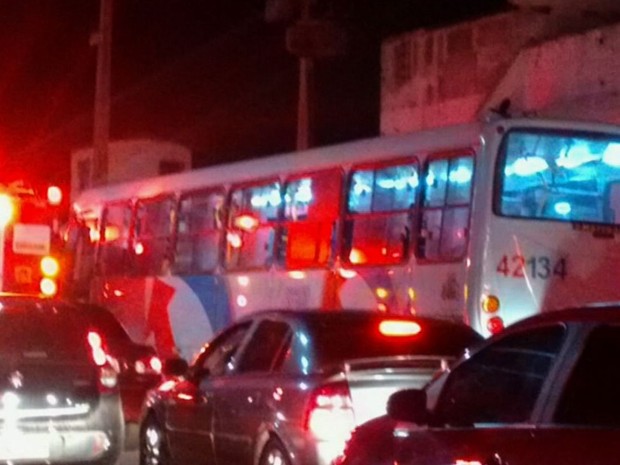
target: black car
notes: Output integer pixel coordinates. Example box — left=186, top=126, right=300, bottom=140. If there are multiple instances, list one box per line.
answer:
left=139, top=309, right=482, bottom=465
left=70, top=303, right=163, bottom=424
left=0, top=295, right=124, bottom=464
left=335, top=306, right=620, bottom=465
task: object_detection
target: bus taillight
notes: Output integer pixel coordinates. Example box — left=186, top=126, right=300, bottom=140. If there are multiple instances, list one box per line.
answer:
left=486, top=316, right=504, bottom=334
left=0, top=194, right=15, bottom=228
left=47, top=186, right=62, bottom=206
left=40, top=278, right=58, bottom=297
left=481, top=294, right=500, bottom=313
left=40, top=256, right=60, bottom=277
left=482, top=295, right=503, bottom=334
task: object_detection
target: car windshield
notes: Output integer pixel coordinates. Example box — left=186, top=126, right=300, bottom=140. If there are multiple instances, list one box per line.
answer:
left=307, top=314, right=481, bottom=367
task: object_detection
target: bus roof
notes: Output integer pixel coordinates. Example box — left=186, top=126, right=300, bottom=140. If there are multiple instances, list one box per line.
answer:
left=72, top=120, right=484, bottom=211
left=72, top=115, right=620, bottom=212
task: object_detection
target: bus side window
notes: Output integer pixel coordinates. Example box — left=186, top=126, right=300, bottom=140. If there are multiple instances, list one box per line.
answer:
left=98, top=201, right=133, bottom=277
left=604, top=182, right=620, bottom=224
left=282, top=169, right=342, bottom=269
left=344, top=160, right=419, bottom=266
left=133, top=196, right=176, bottom=276
left=174, top=190, right=225, bottom=275
left=226, top=181, right=281, bottom=270
left=418, top=153, right=473, bottom=261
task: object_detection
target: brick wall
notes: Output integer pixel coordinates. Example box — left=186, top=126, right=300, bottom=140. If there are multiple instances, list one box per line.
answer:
left=381, top=10, right=620, bottom=134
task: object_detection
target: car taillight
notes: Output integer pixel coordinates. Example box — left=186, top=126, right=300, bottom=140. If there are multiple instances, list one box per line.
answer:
left=87, top=331, right=118, bottom=392
left=135, top=356, right=163, bottom=375
left=87, top=331, right=107, bottom=366
left=98, top=365, right=119, bottom=392
left=304, top=382, right=356, bottom=443
left=378, top=319, right=422, bottom=337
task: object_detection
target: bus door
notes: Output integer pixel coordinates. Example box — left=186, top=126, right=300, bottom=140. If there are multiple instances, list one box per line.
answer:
left=413, top=152, right=475, bottom=324
left=278, top=169, right=342, bottom=310
left=341, top=158, right=421, bottom=314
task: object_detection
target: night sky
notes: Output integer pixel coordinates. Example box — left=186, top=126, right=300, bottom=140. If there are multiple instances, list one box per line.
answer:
left=0, top=0, right=508, bottom=190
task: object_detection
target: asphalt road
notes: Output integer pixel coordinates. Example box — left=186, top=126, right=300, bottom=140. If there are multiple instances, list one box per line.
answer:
left=119, top=424, right=139, bottom=465
left=119, top=450, right=139, bottom=465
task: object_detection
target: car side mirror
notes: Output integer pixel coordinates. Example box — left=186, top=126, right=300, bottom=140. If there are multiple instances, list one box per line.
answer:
left=387, top=388, right=429, bottom=425
left=163, top=357, right=189, bottom=377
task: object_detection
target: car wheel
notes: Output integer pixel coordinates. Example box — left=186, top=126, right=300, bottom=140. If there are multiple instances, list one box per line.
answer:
left=259, top=438, right=291, bottom=465
left=140, top=415, right=170, bottom=465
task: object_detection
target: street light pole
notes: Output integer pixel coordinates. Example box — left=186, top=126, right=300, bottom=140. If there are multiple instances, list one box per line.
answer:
left=92, top=0, right=113, bottom=186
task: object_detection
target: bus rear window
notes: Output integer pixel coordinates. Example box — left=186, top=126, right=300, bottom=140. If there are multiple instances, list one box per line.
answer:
left=498, top=129, right=620, bottom=225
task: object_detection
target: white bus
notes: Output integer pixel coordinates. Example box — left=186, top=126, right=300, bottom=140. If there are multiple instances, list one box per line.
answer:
left=69, top=116, right=620, bottom=359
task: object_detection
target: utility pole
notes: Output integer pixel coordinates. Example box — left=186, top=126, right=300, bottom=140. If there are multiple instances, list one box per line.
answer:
left=296, top=0, right=314, bottom=151
left=92, top=0, right=113, bottom=186
left=268, top=0, right=346, bottom=151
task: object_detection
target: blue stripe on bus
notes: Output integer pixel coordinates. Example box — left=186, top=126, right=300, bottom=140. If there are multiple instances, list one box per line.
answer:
left=183, top=275, right=233, bottom=334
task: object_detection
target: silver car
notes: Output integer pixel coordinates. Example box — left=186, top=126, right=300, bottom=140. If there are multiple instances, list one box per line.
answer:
left=139, top=309, right=481, bottom=465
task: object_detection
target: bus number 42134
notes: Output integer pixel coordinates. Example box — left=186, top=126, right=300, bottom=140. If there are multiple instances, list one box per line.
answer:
left=496, top=255, right=567, bottom=280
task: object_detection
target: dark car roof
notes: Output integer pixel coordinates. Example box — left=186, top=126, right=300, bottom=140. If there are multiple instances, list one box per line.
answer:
left=236, top=309, right=483, bottom=368
left=509, top=305, right=620, bottom=330
left=239, top=308, right=480, bottom=328
left=0, top=296, right=95, bottom=359
left=236, top=309, right=485, bottom=340
left=0, top=294, right=81, bottom=312
left=0, top=294, right=136, bottom=345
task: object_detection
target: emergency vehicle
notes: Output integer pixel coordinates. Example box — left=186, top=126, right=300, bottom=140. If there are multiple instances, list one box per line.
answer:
left=0, top=182, right=64, bottom=296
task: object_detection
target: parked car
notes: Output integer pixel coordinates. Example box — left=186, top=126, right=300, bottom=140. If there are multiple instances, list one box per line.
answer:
left=0, top=294, right=124, bottom=464
left=334, top=305, right=620, bottom=465
left=138, top=309, right=482, bottom=465
left=70, top=303, right=163, bottom=424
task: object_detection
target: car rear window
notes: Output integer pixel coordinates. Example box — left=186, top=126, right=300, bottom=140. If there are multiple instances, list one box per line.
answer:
left=307, top=315, right=481, bottom=367
left=0, top=304, right=91, bottom=360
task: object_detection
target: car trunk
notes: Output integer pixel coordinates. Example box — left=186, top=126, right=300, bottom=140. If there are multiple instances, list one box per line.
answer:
left=343, top=356, right=451, bottom=426
left=0, top=308, right=102, bottom=420
left=0, top=353, right=100, bottom=418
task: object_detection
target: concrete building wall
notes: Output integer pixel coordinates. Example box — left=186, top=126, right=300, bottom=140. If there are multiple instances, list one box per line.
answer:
left=484, top=23, right=620, bottom=124
left=70, top=139, right=191, bottom=201
left=381, top=9, right=620, bottom=134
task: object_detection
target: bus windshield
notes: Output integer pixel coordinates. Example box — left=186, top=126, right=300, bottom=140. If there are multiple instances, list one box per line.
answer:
left=497, top=128, right=620, bottom=225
